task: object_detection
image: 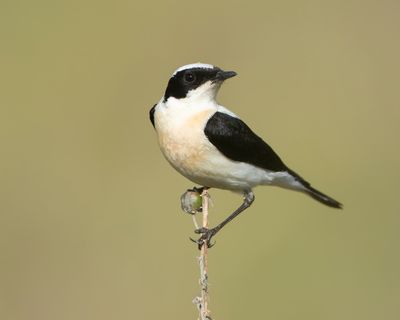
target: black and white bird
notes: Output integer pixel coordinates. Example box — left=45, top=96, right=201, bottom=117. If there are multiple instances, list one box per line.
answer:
left=150, top=63, right=342, bottom=247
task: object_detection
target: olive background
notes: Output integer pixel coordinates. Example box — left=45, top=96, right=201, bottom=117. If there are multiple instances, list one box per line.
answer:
left=1, top=0, right=399, bottom=319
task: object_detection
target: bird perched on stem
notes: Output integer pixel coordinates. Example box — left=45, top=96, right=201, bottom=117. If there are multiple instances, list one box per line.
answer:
left=150, top=63, right=342, bottom=248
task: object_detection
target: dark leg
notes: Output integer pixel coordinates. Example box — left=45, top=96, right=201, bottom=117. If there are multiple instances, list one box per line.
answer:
left=193, top=190, right=255, bottom=249
left=192, top=186, right=206, bottom=194
left=186, top=186, right=209, bottom=195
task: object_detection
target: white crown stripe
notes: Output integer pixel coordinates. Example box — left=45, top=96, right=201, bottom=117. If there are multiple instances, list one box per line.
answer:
left=172, top=63, right=214, bottom=76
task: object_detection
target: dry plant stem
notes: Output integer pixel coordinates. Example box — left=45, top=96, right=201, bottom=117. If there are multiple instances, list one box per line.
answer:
left=193, top=188, right=212, bottom=320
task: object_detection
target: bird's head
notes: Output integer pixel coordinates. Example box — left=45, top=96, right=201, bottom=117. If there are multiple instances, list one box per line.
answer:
left=163, top=63, right=237, bottom=105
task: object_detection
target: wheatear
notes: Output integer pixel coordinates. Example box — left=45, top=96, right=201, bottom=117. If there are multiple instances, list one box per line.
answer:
left=150, top=63, right=342, bottom=247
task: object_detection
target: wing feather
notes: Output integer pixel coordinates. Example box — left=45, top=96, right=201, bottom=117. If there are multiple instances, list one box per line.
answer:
left=149, top=104, right=156, bottom=128
left=204, top=112, right=287, bottom=172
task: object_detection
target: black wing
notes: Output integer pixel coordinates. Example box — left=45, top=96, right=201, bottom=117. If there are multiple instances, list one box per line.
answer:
left=205, top=112, right=343, bottom=208
left=204, top=112, right=288, bottom=172
left=149, top=104, right=156, bottom=128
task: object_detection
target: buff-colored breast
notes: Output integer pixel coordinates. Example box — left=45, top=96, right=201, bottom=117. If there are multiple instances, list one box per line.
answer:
left=156, top=109, right=215, bottom=180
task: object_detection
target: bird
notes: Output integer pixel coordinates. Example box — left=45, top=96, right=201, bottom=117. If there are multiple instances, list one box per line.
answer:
left=150, top=63, right=342, bottom=248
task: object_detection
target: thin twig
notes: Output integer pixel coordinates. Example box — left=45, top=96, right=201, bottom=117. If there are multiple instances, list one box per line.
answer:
left=192, top=189, right=212, bottom=320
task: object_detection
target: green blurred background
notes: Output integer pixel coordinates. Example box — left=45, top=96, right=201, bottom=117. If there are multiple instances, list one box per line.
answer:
left=1, top=0, right=399, bottom=319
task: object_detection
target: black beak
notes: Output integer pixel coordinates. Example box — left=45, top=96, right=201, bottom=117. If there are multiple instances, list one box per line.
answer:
left=215, top=70, right=237, bottom=81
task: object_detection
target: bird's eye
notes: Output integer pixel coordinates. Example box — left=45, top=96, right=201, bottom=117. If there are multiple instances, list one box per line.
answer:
left=184, top=72, right=196, bottom=83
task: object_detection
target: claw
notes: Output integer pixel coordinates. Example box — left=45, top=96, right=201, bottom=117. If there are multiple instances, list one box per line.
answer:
left=192, top=186, right=205, bottom=194
left=191, top=227, right=218, bottom=249
left=189, top=237, right=203, bottom=250
left=189, top=237, right=200, bottom=244
left=207, top=239, right=216, bottom=248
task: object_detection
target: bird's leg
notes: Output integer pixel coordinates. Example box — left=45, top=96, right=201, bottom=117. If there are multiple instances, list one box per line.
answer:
left=193, top=191, right=255, bottom=249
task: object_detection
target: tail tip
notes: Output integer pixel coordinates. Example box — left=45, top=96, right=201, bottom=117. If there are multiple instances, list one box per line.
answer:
left=306, top=187, right=343, bottom=209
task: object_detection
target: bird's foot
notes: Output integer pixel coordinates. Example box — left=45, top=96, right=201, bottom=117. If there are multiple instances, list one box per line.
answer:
left=186, top=186, right=206, bottom=194
left=190, top=227, right=218, bottom=250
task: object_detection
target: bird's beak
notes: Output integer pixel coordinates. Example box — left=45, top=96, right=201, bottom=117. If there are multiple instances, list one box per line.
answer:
left=215, top=70, right=237, bottom=81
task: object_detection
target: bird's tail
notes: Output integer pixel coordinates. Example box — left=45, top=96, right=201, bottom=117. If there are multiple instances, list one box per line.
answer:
left=287, top=169, right=343, bottom=209
left=304, top=185, right=342, bottom=209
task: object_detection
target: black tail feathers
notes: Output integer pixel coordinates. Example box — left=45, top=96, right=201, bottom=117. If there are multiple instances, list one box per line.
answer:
left=287, top=168, right=342, bottom=209
left=305, top=185, right=342, bottom=209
